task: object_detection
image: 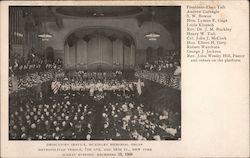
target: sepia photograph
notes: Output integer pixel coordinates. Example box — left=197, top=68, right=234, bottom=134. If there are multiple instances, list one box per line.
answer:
left=8, top=6, right=181, bottom=141
left=1, top=1, right=249, bottom=158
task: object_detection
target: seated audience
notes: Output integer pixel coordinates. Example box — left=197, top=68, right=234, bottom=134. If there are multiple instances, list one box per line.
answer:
left=9, top=77, right=180, bottom=140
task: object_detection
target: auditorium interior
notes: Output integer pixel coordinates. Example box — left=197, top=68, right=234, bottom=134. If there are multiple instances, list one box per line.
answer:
left=9, top=6, right=181, bottom=140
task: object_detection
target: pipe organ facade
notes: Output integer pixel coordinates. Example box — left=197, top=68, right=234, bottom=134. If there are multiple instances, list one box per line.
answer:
left=64, top=29, right=136, bottom=70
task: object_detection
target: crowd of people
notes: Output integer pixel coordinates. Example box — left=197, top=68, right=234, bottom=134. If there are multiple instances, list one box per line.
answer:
left=142, top=54, right=180, bottom=73
left=9, top=50, right=181, bottom=140
left=9, top=81, right=180, bottom=140
left=9, top=51, right=63, bottom=77
left=100, top=97, right=180, bottom=140
left=9, top=69, right=65, bottom=93
left=51, top=76, right=144, bottom=96
left=9, top=91, right=95, bottom=140
left=135, top=70, right=180, bottom=90
left=75, top=70, right=123, bottom=79
left=9, top=50, right=63, bottom=93
left=137, top=54, right=181, bottom=90
left=9, top=71, right=55, bottom=93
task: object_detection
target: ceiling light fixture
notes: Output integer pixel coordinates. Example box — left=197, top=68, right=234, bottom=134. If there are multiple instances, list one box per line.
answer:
left=14, top=32, right=24, bottom=37
left=38, top=22, right=53, bottom=38
left=38, top=11, right=53, bottom=39
left=145, top=7, right=160, bottom=41
left=38, top=32, right=53, bottom=38
left=145, top=32, right=160, bottom=38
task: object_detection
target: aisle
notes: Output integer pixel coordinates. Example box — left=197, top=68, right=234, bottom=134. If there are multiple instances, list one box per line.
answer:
left=91, top=100, right=105, bottom=140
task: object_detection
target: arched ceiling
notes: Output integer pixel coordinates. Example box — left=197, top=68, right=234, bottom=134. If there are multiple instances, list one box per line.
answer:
left=13, top=6, right=180, bottom=50
left=55, top=6, right=144, bottom=18
left=65, top=27, right=135, bottom=46
left=17, top=6, right=180, bottom=34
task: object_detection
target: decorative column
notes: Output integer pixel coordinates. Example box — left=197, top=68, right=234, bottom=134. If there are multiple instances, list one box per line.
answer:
left=122, top=42, right=125, bottom=69
left=75, top=41, right=77, bottom=69
left=64, top=43, right=69, bottom=68
left=108, top=35, right=116, bottom=70
left=130, top=44, right=135, bottom=67
left=83, top=35, right=90, bottom=70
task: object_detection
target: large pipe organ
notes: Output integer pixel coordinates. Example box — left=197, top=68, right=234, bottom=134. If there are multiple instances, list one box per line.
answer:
left=64, top=29, right=136, bottom=70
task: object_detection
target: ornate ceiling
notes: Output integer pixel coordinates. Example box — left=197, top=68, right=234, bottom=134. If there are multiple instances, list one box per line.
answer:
left=15, top=6, right=180, bottom=33
left=55, top=7, right=144, bottom=18
left=66, top=27, right=135, bottom=46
